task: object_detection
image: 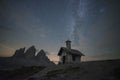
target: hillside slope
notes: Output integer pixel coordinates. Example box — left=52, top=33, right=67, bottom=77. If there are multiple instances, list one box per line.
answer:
left=28, top=59, right=120, bottom=80
left=0, top=59, right=120, bottom=80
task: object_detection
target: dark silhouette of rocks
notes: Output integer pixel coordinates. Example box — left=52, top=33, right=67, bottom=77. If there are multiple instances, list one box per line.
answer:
left=35, top=49, right=54, bottom=66
left=0, top=46, right=55, bottom=70
left=13, top=47, right=25, bottom=58
left=25, top=46, right=36, bottom=59
left=36, top=49, right=46, bottom=58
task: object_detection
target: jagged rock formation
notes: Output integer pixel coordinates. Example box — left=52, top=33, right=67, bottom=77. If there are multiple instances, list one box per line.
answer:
left=0, top=46, right=55, bottom=70
left=13, top=47, right=25, bottom=58
left=24, top=46, right=36, bottom=59
left=35, top=49, right=54, bottom=66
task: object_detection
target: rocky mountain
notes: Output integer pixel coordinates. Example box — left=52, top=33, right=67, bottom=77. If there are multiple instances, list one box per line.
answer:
left=24, top=46, right=36, bottom=59
left=35, top=49, right=54, bottom=66
left=13, top=47, right=25, bottom=58
left=0, top=46, right=55, bottom=70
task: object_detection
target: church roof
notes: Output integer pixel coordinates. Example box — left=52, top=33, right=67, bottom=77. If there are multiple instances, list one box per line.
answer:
left=58, top=47, right=85, bottom=56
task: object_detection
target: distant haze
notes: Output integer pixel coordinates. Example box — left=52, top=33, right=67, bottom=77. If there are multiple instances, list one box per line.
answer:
left=0, top=0, right=120, bottom=62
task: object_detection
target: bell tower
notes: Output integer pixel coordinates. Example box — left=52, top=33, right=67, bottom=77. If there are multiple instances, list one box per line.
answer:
left=66, top=40, right=71, bottom=49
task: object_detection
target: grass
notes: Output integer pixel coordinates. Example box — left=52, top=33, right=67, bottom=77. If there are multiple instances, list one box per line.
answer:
left=0, top=66, right=45, bottom=80
left=46, top=66, right=80, bottom=77
left=46, top=69, right=65, bottom=77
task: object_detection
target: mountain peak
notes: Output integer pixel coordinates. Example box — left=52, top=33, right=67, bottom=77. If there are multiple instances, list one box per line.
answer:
left=36, top=49, right=46, bottom=57
left=13, top=47, right=25, bottom=57
left=24, top=46, right=36, bottom=59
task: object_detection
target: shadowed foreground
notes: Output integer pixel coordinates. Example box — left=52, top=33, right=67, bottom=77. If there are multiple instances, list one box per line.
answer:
left=0, top=59, right=120, bottom=80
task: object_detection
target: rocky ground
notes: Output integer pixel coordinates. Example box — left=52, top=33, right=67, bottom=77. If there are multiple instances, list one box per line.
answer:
left=28, top=59, right=120, bottom=80
left=0, top=66, right=45, bottom=80
left=1, top=59, right=119, bottom=80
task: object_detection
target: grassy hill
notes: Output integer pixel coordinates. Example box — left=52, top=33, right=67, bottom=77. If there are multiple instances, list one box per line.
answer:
left=30, top=59, right=120, bottom=80
left=0, top=66, right=45, bottom=80
left=0, top=59, right=120, bottom=80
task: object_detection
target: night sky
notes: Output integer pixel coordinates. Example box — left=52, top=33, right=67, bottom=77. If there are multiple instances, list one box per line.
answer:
left=0, top=0, right=120, bottom=62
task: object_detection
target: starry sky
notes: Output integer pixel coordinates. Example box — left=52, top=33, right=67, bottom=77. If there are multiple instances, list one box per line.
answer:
left=0, top=0, right=120, bottom=62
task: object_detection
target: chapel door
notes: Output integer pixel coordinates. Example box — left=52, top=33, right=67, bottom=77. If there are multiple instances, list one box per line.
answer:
left=63, top=56, right=66, bottom=64
left=72, top=55, right=76, bottom=61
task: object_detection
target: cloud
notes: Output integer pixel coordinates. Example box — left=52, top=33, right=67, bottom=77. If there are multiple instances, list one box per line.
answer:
left=0, top=43, right=15, bottom=57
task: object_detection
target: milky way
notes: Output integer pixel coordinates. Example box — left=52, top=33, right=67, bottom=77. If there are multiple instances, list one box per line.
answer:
left=0, top=0, right=120, bottom=61
left=68, top=0, right=120, bottom=60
